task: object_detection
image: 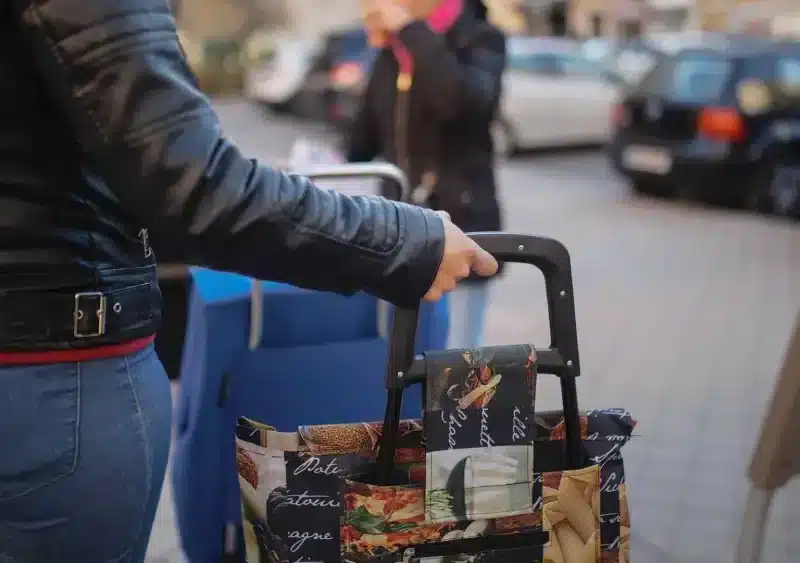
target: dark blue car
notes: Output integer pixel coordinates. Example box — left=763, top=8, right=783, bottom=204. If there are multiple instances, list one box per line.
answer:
left=610, top=34, right=800, bottom=218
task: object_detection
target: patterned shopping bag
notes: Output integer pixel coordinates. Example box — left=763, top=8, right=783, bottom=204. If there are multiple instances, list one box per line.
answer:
left=236, top=408, right=634, bottom=563
left=235, top=233, right=636, bottom=562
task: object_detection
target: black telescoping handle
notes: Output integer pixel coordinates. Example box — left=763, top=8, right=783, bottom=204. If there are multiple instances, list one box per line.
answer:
left=375, top=232, right=583, bottom=484
left=468, top=232, right=580, bottom=376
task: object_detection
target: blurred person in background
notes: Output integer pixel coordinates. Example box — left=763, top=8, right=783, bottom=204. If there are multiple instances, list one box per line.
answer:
left=0, top=1, right=497, bottom=561
left=346, top=0, right=507, bottom=349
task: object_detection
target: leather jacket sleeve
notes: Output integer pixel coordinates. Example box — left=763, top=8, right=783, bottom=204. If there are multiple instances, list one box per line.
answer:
left=11, top=0, right=445, bottom=307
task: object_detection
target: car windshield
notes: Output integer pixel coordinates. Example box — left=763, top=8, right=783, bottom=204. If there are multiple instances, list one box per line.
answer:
left=670, top=53, right=732, bottom=102
left=777, top=55, right=800, bottom=95
left=557, top=54, right=608, bottom=78
left=508, top=51, right=557, bottom=73
left=638, top=51, right=732, bottom=103
left=328, top=30, right=368, bottom=61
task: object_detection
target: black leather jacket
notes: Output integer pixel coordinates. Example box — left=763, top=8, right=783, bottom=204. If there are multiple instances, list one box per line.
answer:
left=0, top=0, right=445, bottom=349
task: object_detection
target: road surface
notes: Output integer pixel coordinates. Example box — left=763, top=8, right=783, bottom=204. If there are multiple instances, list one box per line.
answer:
left=145, top=100, right=800, bottom=563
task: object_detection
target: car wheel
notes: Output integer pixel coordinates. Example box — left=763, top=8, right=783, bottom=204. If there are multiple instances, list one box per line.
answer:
left=259, top=99, right=294, bottom=115
left=491, top=120, right=516, bottom=159
left=747, top=156, right=800, bottom=219
left=631, top=179, right=671, bottom=199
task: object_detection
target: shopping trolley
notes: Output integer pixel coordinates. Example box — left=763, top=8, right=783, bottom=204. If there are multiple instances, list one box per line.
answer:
left=232, top=231, right=637, bottom=563
left=172, top=162, right=448, bottom=563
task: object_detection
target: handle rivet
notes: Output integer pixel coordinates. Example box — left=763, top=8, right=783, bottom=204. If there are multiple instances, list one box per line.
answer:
left=560, top=290, right=566, bottom=297
left=517, top=244, right=524, bottom=251
left=566, top=360, right=573, bottom=367
left=397, top=371, right=404, bottom=379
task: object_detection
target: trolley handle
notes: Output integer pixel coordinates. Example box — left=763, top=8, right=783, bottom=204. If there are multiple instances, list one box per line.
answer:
left=249, top=163, right=410, bottom=350
left=288, top=162, right=409, bottom=202
left=376, top=232, right=582, bottom=484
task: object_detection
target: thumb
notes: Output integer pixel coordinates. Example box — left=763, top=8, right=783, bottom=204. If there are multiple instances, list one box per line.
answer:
left=471, top=245, right=499, bottom=277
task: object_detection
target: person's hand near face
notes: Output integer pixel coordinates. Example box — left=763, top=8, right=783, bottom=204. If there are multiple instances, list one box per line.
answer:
left=368, top=0, right=414, bottom=31
left=361, top=0, right=390, bottom=47
left=361, top=0, right=419, bottom=46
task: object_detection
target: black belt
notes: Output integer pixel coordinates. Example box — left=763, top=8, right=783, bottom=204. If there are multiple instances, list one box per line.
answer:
left=0, top=282, right=161, bottom=350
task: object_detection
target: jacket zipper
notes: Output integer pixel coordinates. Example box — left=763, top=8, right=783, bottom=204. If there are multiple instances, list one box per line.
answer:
left=394, top=71, right=412, bottom=184
left=395, top=70, right=436, bottom=204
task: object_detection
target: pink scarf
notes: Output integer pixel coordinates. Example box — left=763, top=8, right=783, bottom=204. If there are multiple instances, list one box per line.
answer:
left=391, top=0, right=464, bottom=74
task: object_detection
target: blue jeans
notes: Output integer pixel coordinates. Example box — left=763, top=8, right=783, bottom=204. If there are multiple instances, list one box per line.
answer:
left=447, top=282, right=490, bottom=349
left=0, top=346, right=172, bottom=563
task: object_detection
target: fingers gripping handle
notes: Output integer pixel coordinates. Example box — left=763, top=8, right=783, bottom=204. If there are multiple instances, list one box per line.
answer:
left=386, top=232, right=580, bottom=381
left=468, top=232, right=580, bottom=377
left=376, top=233, right=583, bottom=484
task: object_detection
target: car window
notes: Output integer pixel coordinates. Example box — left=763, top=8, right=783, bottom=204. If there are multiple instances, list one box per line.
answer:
left=637, top=52, right=732, bottom=103
left=507, top=52, right=559, bottom=74
left=615, top=48, right=660, bottom=85
left=554, top=54, right=605, bottom=78
left=777, top=56, right=800, bottom=94
left=328, top=30, right=368, bottom=60
left=669, top=53, right=732, bottom=102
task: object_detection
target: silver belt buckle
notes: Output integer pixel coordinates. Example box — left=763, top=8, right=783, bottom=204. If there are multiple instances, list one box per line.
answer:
left=73, top=291, right=108, bottom=338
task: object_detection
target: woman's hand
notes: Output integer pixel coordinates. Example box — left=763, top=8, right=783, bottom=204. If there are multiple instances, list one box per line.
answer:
left=424, top=211, right=498, bottom=302
left=365, top=0, right=414, bottom=32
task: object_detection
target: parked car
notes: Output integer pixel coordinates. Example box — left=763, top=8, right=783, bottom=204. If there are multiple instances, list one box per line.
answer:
left=324, top=28, right=376, bottom=127
left=243, top=33, right=325, bottom=115
left=178, top=31, right=246, bottom=95
left=244, top=27, right=375, bottom=123
left=609, top=35, right=800, bottom=217
left=493, top=36, right=622, bottom=156
left=582, top=37, right=662, bottom=86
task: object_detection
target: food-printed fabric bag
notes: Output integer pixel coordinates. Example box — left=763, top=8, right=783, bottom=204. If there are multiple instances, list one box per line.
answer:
left=235, top=234, right=636, bottom=562
left=236, top=407, right=634, bottom=563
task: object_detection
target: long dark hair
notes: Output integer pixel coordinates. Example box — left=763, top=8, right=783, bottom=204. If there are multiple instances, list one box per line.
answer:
left=464, top=0, right=487, bottom=21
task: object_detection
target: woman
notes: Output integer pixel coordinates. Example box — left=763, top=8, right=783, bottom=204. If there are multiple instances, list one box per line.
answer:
left=0, top=1, right=497, bottom=561
left=347, top=0, right=507, bottom=349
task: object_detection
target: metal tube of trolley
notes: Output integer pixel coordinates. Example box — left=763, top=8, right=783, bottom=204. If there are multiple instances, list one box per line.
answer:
left=248, top=163, right=411, bottom=350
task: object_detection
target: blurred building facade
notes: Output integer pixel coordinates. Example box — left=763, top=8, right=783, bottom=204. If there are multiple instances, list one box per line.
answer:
left=568, top=0, right=646, bottom=38
left=694, top=0, right=800, bottom=35
left=175, top=0, right=551, bottom=40
left=646, top=0, right=691, bottom=31
left=174, top=0, right=800, bottom=42
left=176, top=0, right=361, bottom=40
left=567, top=0, right=800, bottom=38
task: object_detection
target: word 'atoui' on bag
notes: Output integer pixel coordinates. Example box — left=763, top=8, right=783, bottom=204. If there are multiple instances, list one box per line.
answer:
left=234, top=233, right=636, bottom=563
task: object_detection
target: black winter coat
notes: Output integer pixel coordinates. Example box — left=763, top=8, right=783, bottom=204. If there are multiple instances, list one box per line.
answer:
left=346, top=9, right=506, bottom=234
